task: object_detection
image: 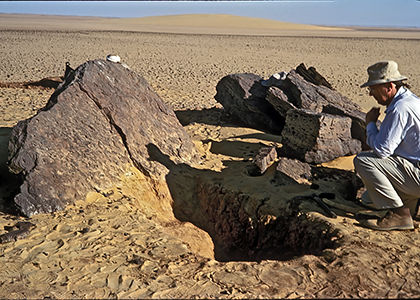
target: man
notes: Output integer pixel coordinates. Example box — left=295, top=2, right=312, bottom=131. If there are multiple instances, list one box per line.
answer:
left=354, top=60, right=420, bottom=231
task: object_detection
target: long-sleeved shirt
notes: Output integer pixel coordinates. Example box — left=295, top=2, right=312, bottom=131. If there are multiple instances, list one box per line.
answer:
left=366, top=87, right=420, bottom=163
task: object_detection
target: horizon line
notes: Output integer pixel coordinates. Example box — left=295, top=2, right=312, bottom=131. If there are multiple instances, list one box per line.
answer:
left=1, top=12, right=419, bottom=30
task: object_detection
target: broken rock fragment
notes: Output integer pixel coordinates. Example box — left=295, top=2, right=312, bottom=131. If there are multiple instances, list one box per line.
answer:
left=280, top=109, right=361, bottom=164
left=274, top=157, right=312, bottom=185
left=295, top=63, right=333, bottom=89
left=247, top=146, right=277, bottom=176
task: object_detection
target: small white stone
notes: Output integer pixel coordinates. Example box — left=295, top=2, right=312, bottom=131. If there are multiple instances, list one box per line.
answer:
left=106, top=54, right=121, bottom=63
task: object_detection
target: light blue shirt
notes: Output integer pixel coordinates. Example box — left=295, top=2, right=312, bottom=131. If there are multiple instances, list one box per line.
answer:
left=366, top=87, right=420, bottom=163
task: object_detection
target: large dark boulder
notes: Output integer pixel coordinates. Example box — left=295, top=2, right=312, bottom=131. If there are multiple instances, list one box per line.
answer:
left=8, top=59, right=198, bottom=216
left=281, top=71, right=368, bottom=150
left=214, top=73, right=284, bottom=133
left=280, top=109, right=361, bottom=164
left=215, top=64, right=369, bottom=163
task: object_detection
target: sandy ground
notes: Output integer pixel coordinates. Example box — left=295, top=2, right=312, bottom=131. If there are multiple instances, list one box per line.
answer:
left=0, top=14, right=420, bottom=298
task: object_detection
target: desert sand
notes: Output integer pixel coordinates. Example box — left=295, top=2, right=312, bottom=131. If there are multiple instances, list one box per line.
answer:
left=0, top=14, right=419, bottom=298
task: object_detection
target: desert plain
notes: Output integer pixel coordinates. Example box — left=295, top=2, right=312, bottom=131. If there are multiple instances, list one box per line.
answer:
left=0, top=13, right=420, bottom=298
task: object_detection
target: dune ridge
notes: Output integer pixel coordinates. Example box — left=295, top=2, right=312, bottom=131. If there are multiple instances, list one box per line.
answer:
left=0, top=13, right=347, bottom=37
left=1, top=13, right=420, bottom=39
left=114, top=13, right=344, bottom=30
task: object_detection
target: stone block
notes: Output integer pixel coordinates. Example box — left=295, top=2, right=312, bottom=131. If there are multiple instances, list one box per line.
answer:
left=280, top=109, right=361, bottom=163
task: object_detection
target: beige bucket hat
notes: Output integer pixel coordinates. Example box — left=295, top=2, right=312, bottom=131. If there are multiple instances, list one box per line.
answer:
left=360, top=60, right=407, bottom=88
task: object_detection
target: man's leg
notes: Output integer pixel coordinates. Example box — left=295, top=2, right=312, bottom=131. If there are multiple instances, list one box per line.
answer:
left=361, top=190, right=419, bottom=218
left=354, top=152, right=420, bottom=208
left=353, top=152, right=419, bottom=230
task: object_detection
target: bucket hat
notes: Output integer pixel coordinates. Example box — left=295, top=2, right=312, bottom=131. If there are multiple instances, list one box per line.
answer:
left=360, top=60, right=407, bottom=88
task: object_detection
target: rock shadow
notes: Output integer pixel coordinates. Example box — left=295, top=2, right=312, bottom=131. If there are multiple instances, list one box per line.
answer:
left=227, top=132, right=283, bottom=144
left=206, top=133, right=281, bottom=159
left=0, top=77, right=62, bottom=90
left=208, top=140, right=264, bottom=159
left=175, top=107, right=225, bottom=126
left=0, top=127, right=21, bottom=215
left=175, top=103, right=283, bottom=135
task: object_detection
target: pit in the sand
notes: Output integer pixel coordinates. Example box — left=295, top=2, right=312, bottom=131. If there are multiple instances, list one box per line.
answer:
left=196, top=181, right=343, bottom=262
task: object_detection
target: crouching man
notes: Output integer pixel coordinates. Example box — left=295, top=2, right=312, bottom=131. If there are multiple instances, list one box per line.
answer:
left=354, top=60, right=420, bottom=230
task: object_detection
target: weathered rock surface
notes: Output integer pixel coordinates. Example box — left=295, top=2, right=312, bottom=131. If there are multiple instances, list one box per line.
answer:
left=281, top=70, right=327, bottom=113
left=280, top=109, right=361, bottom=164
left=265, top=86, right=296, bottom=118
left=214, top=73, right=284, bottom=133
left=295, top=63, right=333, bottom=89
left=8, top=59, right=198, bottom=216
left=215, top=64, right=368, bottom=163
left=280, top=70, right=367, bottom=149
left=274, top=157, right=312, bottom=185
left=247, top=146, right=277, bottom=176
left=293, top=72, right=367, bottom=148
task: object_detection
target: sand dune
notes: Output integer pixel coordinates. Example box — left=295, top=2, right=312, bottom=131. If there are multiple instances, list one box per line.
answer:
left=112, top=13, right=345, bottom=32
left=2, top=13, right=420, bottom=38
left=0, top=13, right=344, bottom=33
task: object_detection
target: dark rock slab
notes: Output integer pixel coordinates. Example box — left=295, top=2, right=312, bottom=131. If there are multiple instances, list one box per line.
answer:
left=314, top=84, right=368, bottom=150
left=0, top=221, right=35, bottom=243
left=283, top=70, right=368, bottom=150
left=265, top=86, right=296, bottom=119
left=281, top=71, right=327, bottom=113
left=295, top=63, right=333, bottom=89
left=274, top=157, right=312, bottom=184
left=214, top=65, right=368, bottom=155
left=247, top=146, right=277, bottom=176
left=214, top=73, right=284, bottom=133
left=8, top=59, right=197, bottom=216
left=280, top=109, right=361, bottom=164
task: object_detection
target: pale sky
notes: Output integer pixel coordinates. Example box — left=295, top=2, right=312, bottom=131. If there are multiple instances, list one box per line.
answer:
left=0, top=1, right=419, bottom=28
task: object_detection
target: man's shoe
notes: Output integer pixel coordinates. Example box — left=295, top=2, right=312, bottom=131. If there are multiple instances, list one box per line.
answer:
left=359, top=210, right=414, bottom=231
left=355, top=210, right=386, bottom=221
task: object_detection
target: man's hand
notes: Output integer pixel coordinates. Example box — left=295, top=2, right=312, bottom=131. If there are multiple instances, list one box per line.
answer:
left=366, top=107, right=380, bottom=124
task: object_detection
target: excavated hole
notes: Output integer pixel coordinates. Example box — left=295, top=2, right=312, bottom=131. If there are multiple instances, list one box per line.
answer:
left=196, top=182, right=343, bottom=262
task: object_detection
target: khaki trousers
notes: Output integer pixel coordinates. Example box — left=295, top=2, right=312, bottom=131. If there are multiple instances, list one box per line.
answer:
left=354, top=151, right=420, bottom=216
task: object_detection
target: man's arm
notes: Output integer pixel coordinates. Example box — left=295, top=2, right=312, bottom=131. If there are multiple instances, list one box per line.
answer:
left=366, top=108, right=406, bottom=158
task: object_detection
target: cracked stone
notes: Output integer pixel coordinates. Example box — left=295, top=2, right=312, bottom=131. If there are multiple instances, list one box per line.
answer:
left=7, top=59, right=198, bottom=216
